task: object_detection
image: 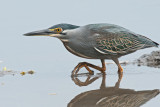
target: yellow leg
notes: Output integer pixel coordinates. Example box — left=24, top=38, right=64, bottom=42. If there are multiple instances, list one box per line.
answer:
left=118, top=65, right=123, bottom=73
left=112, top=58, right=123, bottom=75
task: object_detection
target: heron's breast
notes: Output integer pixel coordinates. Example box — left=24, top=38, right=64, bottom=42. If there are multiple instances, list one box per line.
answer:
left=64, top=43, right=93, bottom=59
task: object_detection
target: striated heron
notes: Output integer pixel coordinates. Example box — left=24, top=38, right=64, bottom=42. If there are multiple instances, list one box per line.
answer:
left=24, top=23, right=159, bottom=75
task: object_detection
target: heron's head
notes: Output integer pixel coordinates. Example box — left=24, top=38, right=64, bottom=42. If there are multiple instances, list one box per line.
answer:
left=24, top=23, right=79, bottom=40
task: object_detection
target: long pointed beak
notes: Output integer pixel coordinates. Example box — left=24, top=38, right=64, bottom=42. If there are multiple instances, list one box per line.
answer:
left=24, top=29, right=55, bottom=36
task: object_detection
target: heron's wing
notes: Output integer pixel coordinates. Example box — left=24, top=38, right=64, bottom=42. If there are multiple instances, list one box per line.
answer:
left=90, top=26, right=154, bottom=55
left=94, top=32, right=146, bottom=55
left=88, top=24, right=158, bottom=55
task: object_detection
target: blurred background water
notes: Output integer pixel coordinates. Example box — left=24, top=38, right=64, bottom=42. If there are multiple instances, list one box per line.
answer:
left=0, top=0, right=160, bottom=107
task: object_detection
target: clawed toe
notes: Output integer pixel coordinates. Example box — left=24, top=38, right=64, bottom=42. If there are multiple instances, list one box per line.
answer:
left=72, top=59, right=106, bottom=76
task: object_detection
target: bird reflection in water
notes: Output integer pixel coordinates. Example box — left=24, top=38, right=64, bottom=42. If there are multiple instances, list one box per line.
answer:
left=69, top=73, right=159, bottom=107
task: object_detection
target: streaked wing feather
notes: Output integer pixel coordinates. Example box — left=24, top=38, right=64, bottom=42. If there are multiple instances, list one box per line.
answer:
left=88, top=24, right=157, bottom=55
left=95, top=32, right=145, bottom=55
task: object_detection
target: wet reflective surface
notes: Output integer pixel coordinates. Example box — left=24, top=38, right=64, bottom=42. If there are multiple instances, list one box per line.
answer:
left=0, top=64, right=159, bottom=107
left=70, top=73, right=159, bottom=107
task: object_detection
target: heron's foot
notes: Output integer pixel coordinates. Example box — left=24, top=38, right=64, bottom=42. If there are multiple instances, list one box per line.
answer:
left=72, top=62, right=94, bottom=76
left=117, top=66, right=123, bottom=81
left=72, top=60, right=106, bottom=76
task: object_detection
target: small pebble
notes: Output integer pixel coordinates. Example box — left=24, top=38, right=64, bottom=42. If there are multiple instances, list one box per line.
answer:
left=27, top=70, right=34, bottom=74
left=20, top=72, right=26, bottom=76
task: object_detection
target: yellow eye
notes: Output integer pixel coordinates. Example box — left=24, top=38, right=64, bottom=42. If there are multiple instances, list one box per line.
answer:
left=55, top=28, right=63, bottom=33
left=49, top=28, right=63, bottom=33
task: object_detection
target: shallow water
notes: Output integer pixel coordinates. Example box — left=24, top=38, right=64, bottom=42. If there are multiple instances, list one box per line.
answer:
left=0, top=64, right=159, bottom=107
left=0, top=0, right=160, bottom=106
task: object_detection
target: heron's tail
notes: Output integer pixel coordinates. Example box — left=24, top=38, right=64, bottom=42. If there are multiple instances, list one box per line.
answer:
left=138, top=35, right=159, bottom=48
left=153, top=41, right=159, bottom=47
